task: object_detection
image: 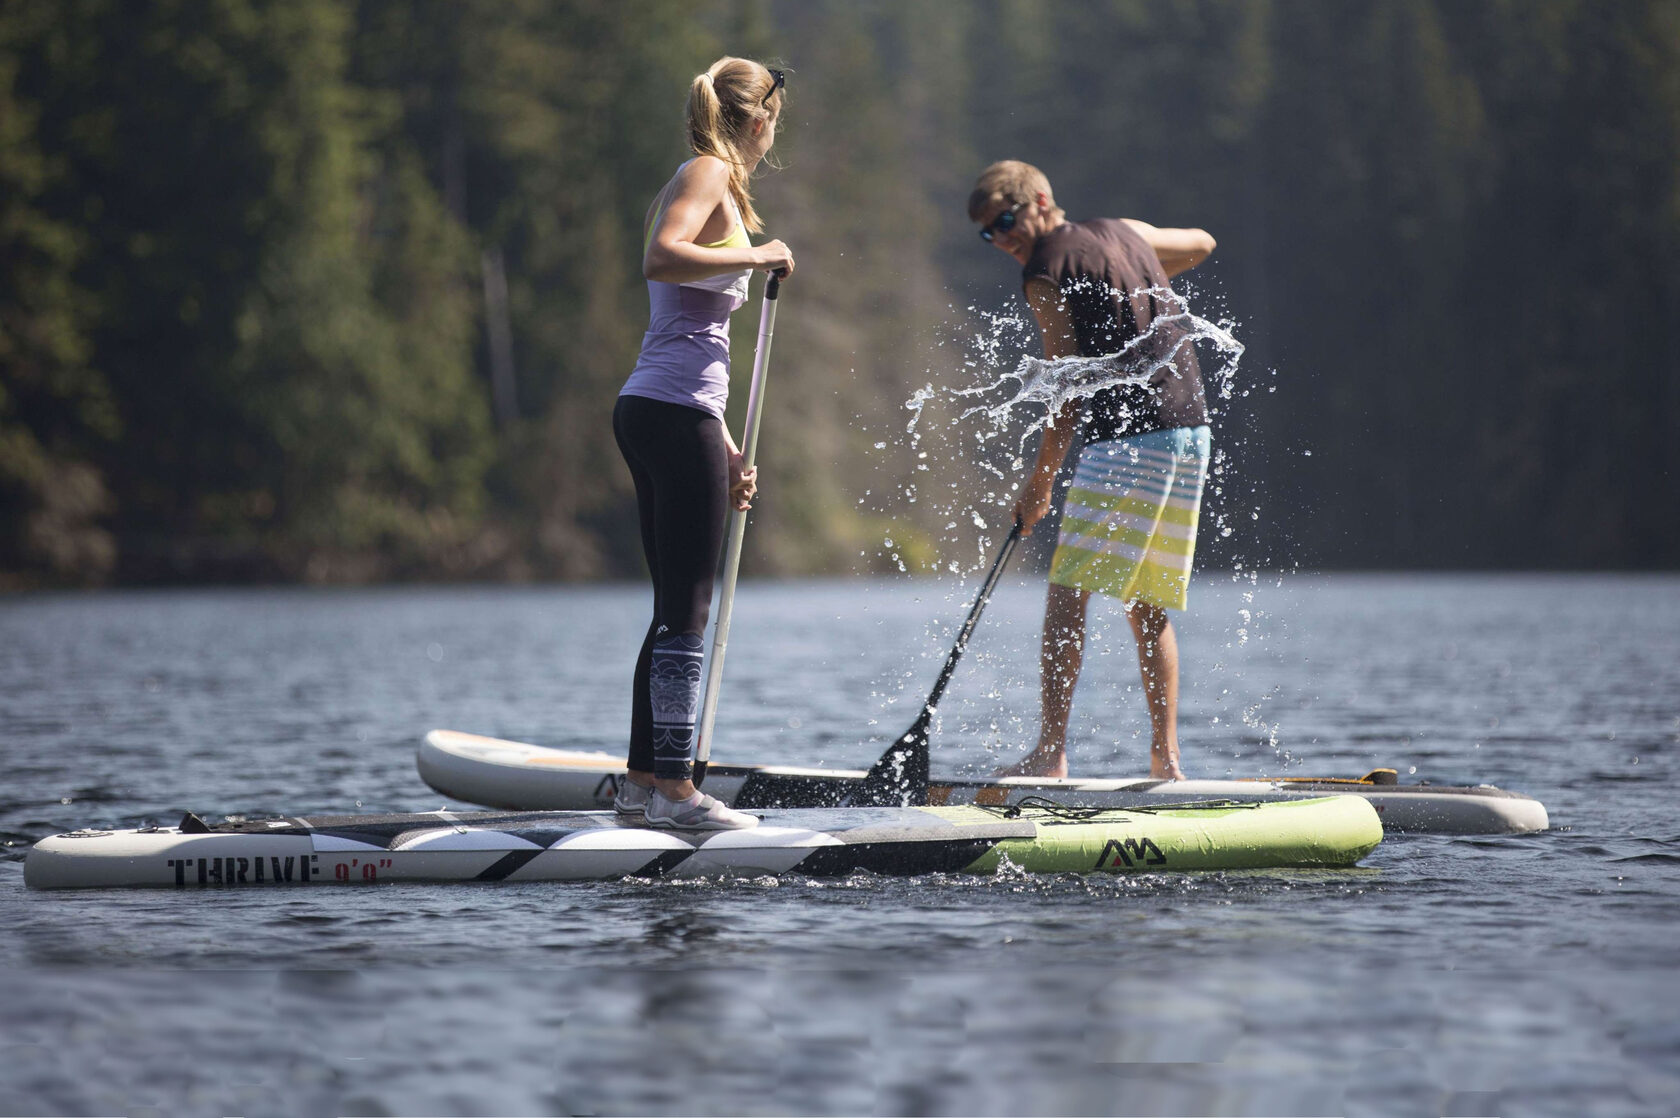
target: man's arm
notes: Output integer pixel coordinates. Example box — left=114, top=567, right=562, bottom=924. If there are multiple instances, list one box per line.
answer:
left=1014, top=278, right=1082, bottom=536
left=1120, top=218, right=1215, bottom=278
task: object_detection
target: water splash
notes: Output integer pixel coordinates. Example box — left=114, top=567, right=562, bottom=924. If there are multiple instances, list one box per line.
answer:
left=860, top=282, right=1262, bottom=770
left=905, top=384, right=936, bottom=434
left=942, top=289, right=1246, bottom=455
left=883, top=283, right=1250, bottom=588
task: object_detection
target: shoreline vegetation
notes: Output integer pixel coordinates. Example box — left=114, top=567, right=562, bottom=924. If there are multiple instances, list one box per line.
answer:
left=3, top=2, right=1676, bottom=589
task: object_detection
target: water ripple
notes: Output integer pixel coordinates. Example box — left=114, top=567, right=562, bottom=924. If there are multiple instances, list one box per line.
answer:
left=2, top=577, right=1677, bottom=1116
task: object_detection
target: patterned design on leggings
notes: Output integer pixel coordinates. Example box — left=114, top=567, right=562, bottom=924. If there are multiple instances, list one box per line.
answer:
left=649, top=630, right=706, bottom=772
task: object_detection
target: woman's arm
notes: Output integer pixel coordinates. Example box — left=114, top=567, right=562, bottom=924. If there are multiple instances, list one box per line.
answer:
left=643, top=157, right=793, bottom=283
left=1120, top=218, right=1215, bottom=278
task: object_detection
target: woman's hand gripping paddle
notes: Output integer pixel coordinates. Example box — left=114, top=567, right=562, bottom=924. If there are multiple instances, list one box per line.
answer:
left=695, top=271, right=783, bottom=787
left=848, top=518, right=1023, bottom=807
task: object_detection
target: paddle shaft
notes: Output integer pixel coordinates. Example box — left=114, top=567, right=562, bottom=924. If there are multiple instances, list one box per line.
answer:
left=695, top=272, right=781, bottom=785
left=920, top=518, right=1023, bottom=718
left=851, top=519, right=1021, bottom=806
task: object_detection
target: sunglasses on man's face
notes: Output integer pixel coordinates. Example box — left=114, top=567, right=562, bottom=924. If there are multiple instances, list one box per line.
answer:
left=761, top=69, right=785, bottom=108
left=978, top=200, right=1028, bottom=242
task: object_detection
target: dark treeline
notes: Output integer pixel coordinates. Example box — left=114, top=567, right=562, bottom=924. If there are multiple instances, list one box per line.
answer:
left=3, top=0, right=1676, bottom=587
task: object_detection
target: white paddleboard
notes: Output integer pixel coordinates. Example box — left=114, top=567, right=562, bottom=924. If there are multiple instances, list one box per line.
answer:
left=25, top=797, right=1385, bottom=890
left=417, top=730, right=1548, bottom=835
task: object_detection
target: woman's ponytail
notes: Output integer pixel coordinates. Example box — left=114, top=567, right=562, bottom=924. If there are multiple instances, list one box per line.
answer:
left=688, top=70, right=725, bottom=157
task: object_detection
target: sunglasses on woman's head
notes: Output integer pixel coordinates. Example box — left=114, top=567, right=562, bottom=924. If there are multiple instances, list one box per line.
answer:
left=979, top=200, right=1028, bottom=242
left=761, top=69, right=785, bottom=108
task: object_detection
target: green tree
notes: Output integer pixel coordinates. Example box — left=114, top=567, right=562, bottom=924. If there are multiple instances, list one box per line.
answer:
left=0, top=0, right=116, bottom=585
left=3, top=0, right=494, bottom=583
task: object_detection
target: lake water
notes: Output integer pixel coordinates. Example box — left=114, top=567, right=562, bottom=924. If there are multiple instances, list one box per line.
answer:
left=2, top=573, right=1677, bottom=1117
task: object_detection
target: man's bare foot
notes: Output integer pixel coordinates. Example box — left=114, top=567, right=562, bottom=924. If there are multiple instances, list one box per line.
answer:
left=991, top=749, right=1068, bottom=779
left=1148, top=739, right=1185, bottom=780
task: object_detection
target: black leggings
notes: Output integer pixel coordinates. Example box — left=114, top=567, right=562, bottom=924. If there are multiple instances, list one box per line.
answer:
left=613, top=394, right=730, bottom=779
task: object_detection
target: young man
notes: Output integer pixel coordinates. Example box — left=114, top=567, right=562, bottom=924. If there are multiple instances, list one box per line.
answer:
left=969, top=160, right=1215, bottom=780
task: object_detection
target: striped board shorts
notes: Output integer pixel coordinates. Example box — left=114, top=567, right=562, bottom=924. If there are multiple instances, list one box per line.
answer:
left=1049, top=425, right=1212, bottom=610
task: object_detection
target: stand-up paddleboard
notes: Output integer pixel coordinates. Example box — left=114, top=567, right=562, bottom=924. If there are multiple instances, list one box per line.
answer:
left=417, top=730, right=1548, bottom=836
left=25, top=797, right=1380, bottom=890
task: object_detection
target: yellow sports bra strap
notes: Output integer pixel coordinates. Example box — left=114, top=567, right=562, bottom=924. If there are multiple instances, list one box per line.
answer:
left=700, top=223, right=751, bottom=250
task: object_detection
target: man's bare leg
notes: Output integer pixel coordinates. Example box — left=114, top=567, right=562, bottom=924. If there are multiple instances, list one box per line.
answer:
left=1127, top=600, right=1184, bottom=779
left=994, top=582, right=1089, bottom=777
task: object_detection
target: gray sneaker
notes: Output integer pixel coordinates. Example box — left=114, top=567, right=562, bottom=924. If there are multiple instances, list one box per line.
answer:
left=613, top=779, right=654, bottom=816
left=645, top=790, right=759, bottom=831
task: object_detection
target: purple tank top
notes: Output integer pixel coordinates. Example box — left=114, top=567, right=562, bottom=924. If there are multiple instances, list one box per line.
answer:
left=619, top=281, right=741, bottom=420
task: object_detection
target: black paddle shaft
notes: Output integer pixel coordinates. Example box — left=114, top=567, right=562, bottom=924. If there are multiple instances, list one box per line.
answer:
left=918, top=519, right=1022, bottom=716
left=850, top=519, right=1023, bottom=807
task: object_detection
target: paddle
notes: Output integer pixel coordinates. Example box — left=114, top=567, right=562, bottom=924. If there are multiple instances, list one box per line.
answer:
left=695, top=270, right=783, bottom=787
left=848, top=517, right=1023, bottom=807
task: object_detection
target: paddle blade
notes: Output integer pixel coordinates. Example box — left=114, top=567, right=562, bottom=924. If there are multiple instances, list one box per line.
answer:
left=848, top=716, right=931, bottom=807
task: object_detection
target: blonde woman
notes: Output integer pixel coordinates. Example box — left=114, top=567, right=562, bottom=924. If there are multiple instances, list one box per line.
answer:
left=612, top=58, right=794, bottom=830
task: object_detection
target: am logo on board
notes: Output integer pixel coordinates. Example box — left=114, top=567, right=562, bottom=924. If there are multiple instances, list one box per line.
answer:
left=1095, top=837, right=1167, bottom=870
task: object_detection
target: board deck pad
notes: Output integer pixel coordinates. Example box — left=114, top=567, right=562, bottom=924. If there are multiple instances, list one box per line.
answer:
left=26, top=798, right=1383, bottom=890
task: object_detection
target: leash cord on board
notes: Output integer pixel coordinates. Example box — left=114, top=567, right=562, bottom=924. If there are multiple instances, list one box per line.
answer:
left=979, top=796, right=1258, bottom=820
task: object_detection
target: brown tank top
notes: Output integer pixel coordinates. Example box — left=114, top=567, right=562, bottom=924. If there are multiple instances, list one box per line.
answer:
left=1021, top=218, right=1207, bottom=441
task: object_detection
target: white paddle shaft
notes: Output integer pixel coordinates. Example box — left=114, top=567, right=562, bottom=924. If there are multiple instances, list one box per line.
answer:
left=697, top=273, right=780, bottom=770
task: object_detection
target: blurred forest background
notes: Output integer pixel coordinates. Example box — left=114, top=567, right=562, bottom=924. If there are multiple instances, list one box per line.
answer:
left=3, top=0, right=1676, bottom=588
